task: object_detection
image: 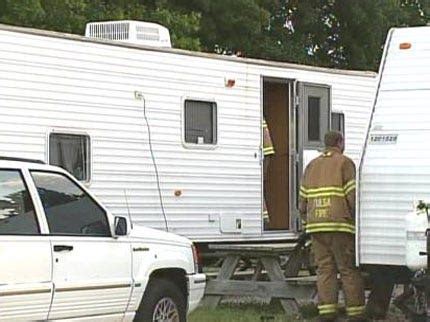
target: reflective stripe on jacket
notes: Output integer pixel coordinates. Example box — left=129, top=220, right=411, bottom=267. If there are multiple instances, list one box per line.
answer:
left=299, top=147, right=356, bottom=234
left=263, top=119, right=275, bottom=156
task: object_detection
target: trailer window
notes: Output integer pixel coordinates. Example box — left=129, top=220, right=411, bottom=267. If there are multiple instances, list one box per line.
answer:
left=331, top=112, right=345, bottom=136
left=184, top=100, right=217, bottom=145
left=49, top=133, right=90, bottom=182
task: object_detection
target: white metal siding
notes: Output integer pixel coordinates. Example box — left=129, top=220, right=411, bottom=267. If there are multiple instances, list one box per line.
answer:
left=0, top=26, right=376, bottom=242
left=359, top=26, right=430, bottom=266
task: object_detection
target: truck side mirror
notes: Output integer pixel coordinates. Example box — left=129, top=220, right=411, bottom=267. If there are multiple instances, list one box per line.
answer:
left=114, top=216, right=128, bottom=236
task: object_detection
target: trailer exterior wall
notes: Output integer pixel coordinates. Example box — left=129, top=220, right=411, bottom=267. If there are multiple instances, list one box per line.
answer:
left=0, top=25, right=376, bottom=242
left=359, top=26, right=430, bottom=266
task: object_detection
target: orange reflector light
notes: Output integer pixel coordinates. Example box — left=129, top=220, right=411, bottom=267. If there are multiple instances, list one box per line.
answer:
left=399, top=42, right=412, bottom=50
left=225, top=79, right=236, bottom=87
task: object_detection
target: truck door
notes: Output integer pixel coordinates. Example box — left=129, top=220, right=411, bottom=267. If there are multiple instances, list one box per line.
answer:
left=293, top=82, right=331, bottom=230
left=30, top=170, right=132, bottom=320
left=0, top=169, right=53, bottom=321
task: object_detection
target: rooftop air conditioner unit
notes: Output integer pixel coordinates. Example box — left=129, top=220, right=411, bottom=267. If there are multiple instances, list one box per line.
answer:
left=85, top=20, right=171, bottom=48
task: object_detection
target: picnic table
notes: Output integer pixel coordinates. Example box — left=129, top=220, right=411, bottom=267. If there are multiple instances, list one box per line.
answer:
left=203, top=242, right=317, bottom=313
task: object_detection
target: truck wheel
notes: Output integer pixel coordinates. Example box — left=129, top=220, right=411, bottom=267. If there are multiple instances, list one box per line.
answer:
left=135, top=278, right=186, bottom=322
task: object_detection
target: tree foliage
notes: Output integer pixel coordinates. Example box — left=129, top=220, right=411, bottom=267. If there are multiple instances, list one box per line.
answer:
left=277, top=0, right=429, bottom=69
left=0, top=0, right=428, bottom=70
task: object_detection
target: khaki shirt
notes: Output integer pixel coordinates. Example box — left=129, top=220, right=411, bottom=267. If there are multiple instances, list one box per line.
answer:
left=299, top=147, right=356, bottom=234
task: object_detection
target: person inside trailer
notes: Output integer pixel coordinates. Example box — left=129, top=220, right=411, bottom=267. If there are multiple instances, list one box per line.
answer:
left=263, top=117, right=275, bottom=229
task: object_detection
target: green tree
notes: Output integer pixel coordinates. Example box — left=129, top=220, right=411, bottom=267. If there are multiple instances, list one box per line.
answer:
left=0, top=0, right=45, bottom=27
left=277, top=0, right=428, bottom=70
left=166, top=0, right=428, bottom=69
left=167, top=0, right=275, bottom=55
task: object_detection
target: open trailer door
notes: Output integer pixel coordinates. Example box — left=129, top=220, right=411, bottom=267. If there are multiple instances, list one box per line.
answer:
left=295, top=82, right=331, bottom=230
left=262, top=77, right=294, bottom=231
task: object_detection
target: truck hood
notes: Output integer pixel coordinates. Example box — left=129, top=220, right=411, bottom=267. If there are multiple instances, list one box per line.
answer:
left=129, top=224, right=192, bottom=247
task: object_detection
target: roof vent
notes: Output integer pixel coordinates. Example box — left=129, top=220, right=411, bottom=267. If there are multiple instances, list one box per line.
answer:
left=85, top=20, right=171, bottom=48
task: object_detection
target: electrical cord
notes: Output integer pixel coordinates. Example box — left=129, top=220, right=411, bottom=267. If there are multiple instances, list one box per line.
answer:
left=141, top=96, right=169, bottom=232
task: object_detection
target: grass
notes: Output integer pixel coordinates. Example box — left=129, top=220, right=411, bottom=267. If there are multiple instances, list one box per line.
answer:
left=188, top=303, right=407, bottom=322
left=189, top=303, right=318, bottom=322
left=189, top=306, right=295, bottom=322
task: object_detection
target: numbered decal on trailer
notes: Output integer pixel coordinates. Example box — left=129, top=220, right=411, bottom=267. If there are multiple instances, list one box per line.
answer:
left=369, top=134, right=398, bottom=144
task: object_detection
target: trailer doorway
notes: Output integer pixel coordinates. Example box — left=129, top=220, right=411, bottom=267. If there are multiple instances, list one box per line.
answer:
left=262, top=79, right=292, bottom=231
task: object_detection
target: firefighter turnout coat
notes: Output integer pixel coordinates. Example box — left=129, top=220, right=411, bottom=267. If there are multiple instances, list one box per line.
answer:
left=262, top=118, right=275, bottom=220
left=299, top=147, right=356, bottom=234
left=263, top=118, right=275, bottom=157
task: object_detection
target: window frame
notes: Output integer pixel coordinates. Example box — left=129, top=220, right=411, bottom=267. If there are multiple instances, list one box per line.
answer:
left=47, top=130, right=92, bottom=184
left=331, top=111, right=345, bottom=136
left=0, top=168, right=41, bottom=236
left=30, top=169, right=112, bottom=238
left=181, top=97, right=218, bottom=150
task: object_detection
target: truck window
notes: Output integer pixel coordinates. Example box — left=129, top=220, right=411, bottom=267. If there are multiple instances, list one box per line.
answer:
left=31, top=171, right=110, bottom=237
left=184, top=100, right=217, bottom=145
left=49, top=133, right=90, bottom=182
left=0, top=170, right=39, bottom=235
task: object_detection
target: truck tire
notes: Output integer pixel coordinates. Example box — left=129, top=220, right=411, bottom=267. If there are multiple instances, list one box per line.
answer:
left=134, top=278, right=187, bottom=322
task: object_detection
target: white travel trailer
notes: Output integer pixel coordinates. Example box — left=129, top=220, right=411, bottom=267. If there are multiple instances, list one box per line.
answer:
left=359, top=25, right=430, bottom=269
left=0, top=22, right=376, bottom=244
left=358, top=26, right=430, bottom=318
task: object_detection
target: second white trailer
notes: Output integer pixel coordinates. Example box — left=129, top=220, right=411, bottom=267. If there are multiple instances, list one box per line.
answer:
left=0, top=22, right=377, bottom=243
left=358, top=25, right=430, bottom=319
left=359, top=25, right=430, bottom=268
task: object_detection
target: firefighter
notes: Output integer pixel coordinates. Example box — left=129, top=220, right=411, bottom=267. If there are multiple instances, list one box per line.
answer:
left=299, top=131, right=366, bottom=322
left=263, top=118, right=275, bottom=227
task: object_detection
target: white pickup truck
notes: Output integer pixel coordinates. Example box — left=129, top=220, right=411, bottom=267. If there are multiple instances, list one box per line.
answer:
left=0, top=157, right=206, bottom=321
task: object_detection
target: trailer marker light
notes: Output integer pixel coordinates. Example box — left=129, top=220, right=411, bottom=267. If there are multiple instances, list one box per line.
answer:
left=225, top=78, right=236, bottom=87
left=399, top=42, right=412, bottom=50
